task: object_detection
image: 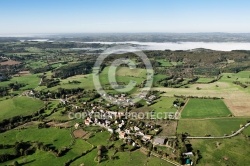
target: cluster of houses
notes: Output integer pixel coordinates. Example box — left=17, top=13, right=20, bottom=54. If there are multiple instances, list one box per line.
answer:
left=137, top=93, right=158, bottom=105
left=101, top=92, right=159, bottom=106
left=79, top=103, right=172, bottom=148
left=102, top=93, right=135, bottom=106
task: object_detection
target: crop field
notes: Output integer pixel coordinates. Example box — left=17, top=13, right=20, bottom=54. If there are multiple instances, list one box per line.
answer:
left=177, top=118, right=249, bottom=136
left=154, top=79, right=250, bottom=116
left=189, top=135, right=250, bottom=166
left=0, top=96, right=44, bottom=121
left=181, top=98, right=231, bottom=118
left=0, top=60, right=21, bottom=65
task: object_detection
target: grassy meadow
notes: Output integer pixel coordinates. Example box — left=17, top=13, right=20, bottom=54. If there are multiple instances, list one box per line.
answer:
left=0, top=96, right=44, bottom=121
left=181, top=98, right=231, bottom=118
left=149, top=97, right=177, bottom=113
left=177, top=118, right=249, bottom=136
left=190, top=135, right=250, bottom=166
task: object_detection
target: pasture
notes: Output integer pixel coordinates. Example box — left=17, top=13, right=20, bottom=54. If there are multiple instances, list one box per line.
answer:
left=0, top=96, right=44, bottom=121
left=177, top=118, right=249, bottom=136
left=0, top=74, right=40, bottom=90
left=71, top=149, right=173, bottom=166
left=116, top=66, right=146, bottom=77
left=156, top=59, right=173, bottom=67
left=149, top=97, right=177, bottom=113
left=0, top=126, right=72, bottom=149
left=2, top=139, right=93, bottom=166
left=153, top=74, right=167, bottom=87
left=41, top=66, right=147, bottom=93
left=221, top=71, right=250, bottom=84
left=181, top=98, right=231, bottom=118
left=196, top=77, right=215, bottom=83
left=190, top=135, right=250, bottom=166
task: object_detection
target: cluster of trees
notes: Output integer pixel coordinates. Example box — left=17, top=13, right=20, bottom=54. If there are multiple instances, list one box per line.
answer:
left=0, top=87, right=9, bottom=97
left=173, top=99, right=185, bottom=107
left=0, top=82, right=26, bottom=97
left=40, top=78, right=60, bottom=88
left=0, top=142, right=35, bottom=163
left=233, top=81, right=248, bottom=88
left=0, top=140, right=73, bottom=163
left=54, top=62, right=94, bottom=79
left=31, top=66, right=54, bottom=74
left=32, top=87, right=84, bottom=100
left=174, top=94, right=222, bottom=100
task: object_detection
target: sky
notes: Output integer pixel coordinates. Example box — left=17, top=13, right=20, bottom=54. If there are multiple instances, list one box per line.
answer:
left=0, top=0, right=250, bottom=35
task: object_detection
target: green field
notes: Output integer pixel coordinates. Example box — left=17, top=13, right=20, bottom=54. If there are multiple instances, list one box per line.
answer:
left=2, top=139, right=93, bottom=166
left=177, top=118, right=249, bottom=136
left=221, top=71, right=250, bottom=83
left=0, top=74, right=40, bottom=90
left=116, top=67, right=146, bottom=77
left=149, top=97, right=177, bottom=113
left=153, top=74, right=167, bottom=87
left=26, top=60, right=48, bottom=69
left=243, top=126, right=250, bottom=136
left=0, top=126, right=72, bottom=149
left=71, top=149, right=173, bottom=166
left=190, top=135, right=250, bottom=166
left=171, top=61, right=183, bottom=66
left=38, top=66, right=147, bottom=93
left=36, top=74, right=95, bottom=91
left=0, top=96, right=44, bottom=121
left=156, top=59, right=173, bottom=67
left=88, top=131, right=110, bottom=146
left=181, top=99, right=231, bottom=118
left=196, top=77, right=215, bottom=83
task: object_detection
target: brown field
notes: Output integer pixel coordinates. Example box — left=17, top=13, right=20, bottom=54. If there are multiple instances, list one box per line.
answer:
left=158, top=120, right=178, bottom=136
left=73, top=129, right=88, bottom=138
left=153, top=82, right=250, bottom=116
left=0, top=60, right=21, bottom=65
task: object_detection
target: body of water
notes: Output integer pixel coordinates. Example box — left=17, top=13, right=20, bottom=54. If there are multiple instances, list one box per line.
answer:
left=84, top=41, right=250, bottom=51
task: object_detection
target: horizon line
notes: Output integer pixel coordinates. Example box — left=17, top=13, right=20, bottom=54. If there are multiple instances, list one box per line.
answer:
left=1, top=32, right=250, bottom=37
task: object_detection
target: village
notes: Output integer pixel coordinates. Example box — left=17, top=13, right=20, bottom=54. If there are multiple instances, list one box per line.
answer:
left=68, top=92, right=193, bottom=166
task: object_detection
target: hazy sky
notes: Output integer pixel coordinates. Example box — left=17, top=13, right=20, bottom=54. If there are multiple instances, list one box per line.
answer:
left=1, top=0, right=250, bottom=34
